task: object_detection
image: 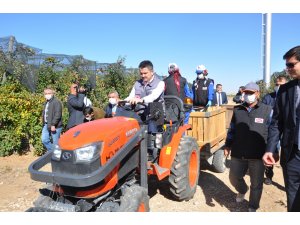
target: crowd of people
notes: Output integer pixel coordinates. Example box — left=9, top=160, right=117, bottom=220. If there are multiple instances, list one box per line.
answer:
left=40, top=45, right=300, bottom=212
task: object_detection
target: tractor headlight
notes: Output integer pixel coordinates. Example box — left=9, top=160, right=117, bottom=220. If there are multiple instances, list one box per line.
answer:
left=75, top=142, right=102, bottom=163
left=52, top=145, right=62, bottom=160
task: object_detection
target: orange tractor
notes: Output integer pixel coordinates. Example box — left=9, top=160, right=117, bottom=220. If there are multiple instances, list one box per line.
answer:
left=27, top=96, right=200, bottom=212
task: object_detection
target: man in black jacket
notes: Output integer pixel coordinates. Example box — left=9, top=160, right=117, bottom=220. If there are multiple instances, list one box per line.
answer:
left=104, top=90, right=120, bottom=118
left=262, top=75, right=287, bottom=185
left=213, top=83, right=228, bottom=106
left=224, top=82, right=272, bottom=212
left=41, top=87, right=63, bottom=151
left=233, top=86, right=245, bottom=104
left=263, top=45, right=300, bottom=211
left=66, top=83, right=86, bottom=129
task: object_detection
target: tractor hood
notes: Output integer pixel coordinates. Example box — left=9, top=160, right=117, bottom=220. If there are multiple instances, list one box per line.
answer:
left=59, top=117, right=140, bottom=150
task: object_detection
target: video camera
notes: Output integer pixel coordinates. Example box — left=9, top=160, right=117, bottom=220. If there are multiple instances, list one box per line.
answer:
left=75, top=82, right=92, bottom=95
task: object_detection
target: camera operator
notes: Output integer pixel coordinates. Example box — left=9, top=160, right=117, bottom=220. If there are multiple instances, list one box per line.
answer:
left=66, top=82, right=86, bottom=129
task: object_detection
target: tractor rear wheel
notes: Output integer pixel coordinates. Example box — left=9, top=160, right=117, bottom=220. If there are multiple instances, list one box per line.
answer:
left=118, top=185, right=150, bottom=212
left=168, top=136, right=200, bottom=201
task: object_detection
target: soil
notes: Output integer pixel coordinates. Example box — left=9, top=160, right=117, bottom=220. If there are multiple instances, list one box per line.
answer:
left=0, top=151, right=287, bottom=212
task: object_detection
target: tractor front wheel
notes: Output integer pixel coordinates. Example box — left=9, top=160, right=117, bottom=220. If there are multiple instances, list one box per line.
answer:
left=168, top=136, right=200, bottom=201
left=118, top=185, right=150, bottom=212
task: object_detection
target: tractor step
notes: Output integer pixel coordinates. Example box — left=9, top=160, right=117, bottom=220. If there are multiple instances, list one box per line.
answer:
left=152, top=163, right=170, bottom=180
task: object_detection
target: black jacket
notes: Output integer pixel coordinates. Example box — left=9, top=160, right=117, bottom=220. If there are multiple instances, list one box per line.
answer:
left=267, top=79, right=299, bottom=166
left=66, top=93, right=85, bottom=129
left=104, top=103, right=116, bottom=118
left=226, top=101, right=272, bottom=159
left=233, top=92, right=243, bottom=103
left=42, top=96, right=63, bottom=130
left=213, top=91, right=228, bottom=105
left=262, top=91, right=277, bottom=109
left=164, top=75, right=187, bottom=101
left=193, top=78, right=213, bottom=106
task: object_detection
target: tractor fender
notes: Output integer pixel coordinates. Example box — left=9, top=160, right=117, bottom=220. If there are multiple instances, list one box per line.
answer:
left=158, top=124, right=192, bottom=171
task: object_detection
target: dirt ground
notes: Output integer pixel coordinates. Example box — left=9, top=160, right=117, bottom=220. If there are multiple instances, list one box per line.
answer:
left=0, top=151, right=287, bottom=212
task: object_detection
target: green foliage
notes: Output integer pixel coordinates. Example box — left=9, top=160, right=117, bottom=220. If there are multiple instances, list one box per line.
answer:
left=0, top=81, right=44, bottom=156
left=0, top=53, right=139, bottom=156
left=103, top=57, right=128, bottom=99
left=102, top=57, right=140, bottom=102
left=83, top=58, right=140, bottom=109
left=0, top=44, right=36, bottom=87
left=257, top=70, right=290, bottom=99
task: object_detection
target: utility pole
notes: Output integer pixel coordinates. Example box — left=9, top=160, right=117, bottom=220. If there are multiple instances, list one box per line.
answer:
left=262, top=13, right=272, bottom=89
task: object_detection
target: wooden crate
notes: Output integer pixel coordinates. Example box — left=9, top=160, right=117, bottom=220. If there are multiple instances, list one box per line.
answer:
left=223, top=105, right=235, bottom=129
left=187, top=106, right=227, bottom=151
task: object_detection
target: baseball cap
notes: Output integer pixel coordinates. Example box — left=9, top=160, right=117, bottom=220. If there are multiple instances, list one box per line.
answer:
left=244, top=82, right=260, bottom=92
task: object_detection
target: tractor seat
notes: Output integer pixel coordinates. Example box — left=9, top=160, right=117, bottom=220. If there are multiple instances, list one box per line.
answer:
left=164, top=95, right=185, bottom=125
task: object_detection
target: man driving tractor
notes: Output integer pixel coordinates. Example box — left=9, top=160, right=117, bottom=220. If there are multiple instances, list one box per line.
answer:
left=124, top=60, right=165, bottom=133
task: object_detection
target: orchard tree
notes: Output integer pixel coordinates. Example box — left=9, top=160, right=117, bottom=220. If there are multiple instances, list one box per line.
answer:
left=103, top=57, right=140, bottom=100
left=257, top=70, right=290, bottom=98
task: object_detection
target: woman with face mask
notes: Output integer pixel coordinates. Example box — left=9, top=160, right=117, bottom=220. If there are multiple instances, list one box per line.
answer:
left=224, top=82, right=273, bottom=212
left=104, top=91, right=120, bottom=118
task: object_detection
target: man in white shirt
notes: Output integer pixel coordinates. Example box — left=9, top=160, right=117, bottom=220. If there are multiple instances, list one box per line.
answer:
left=125, top=60, right=165, bottom=132
left=213, top=83, right=228, bottom=106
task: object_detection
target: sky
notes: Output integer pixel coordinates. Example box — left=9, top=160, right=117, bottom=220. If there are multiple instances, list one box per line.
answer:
left=1, top=9, right=300, bottom=94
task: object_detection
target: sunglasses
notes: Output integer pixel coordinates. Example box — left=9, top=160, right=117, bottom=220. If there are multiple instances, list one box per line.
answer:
left=286, top=61, right=300, bottom=69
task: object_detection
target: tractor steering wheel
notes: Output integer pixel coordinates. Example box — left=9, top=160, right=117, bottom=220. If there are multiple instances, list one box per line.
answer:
left=118, top=100, right=147, bottom=113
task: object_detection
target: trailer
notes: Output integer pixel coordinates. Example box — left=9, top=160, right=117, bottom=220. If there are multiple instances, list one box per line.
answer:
left=187, top=105, right=234, bottom=173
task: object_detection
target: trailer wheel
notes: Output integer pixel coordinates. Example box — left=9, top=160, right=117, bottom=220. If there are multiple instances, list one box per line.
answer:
left=168, top=136, right=200, bottom=201
left=212, top=149, right=226, bottom=173
left=118, top=185, right=150, bottom=212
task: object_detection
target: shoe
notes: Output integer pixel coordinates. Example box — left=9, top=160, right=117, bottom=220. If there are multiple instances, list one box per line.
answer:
left=248, top=208, right=256, bottom=212
left=236, top=193, right=245, bottom=203
left=236, top=186, right=249, bottom=203
left=264, top=177, right=272, bottom=185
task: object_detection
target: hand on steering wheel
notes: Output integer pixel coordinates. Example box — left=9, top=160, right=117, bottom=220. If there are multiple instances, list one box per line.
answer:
left=118, top=99, right=146, bottom=112
left=128, top=97, right=143, bottom=105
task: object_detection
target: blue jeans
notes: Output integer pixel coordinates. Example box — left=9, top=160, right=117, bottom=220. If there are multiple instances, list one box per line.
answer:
left=229, top=157, right=265, bottom=209
left=41, top=124, right=62, bottom=151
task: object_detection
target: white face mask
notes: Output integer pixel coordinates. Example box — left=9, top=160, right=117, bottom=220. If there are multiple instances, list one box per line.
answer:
left=109, top=98, right=117, bottom=105
left=85, top=116, right=92, bottom=121
left=44, top=94, right=53, bottom=100
left=244, top=93, right=257, bottom=104
left=197, top=74, right=204, bottom=79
